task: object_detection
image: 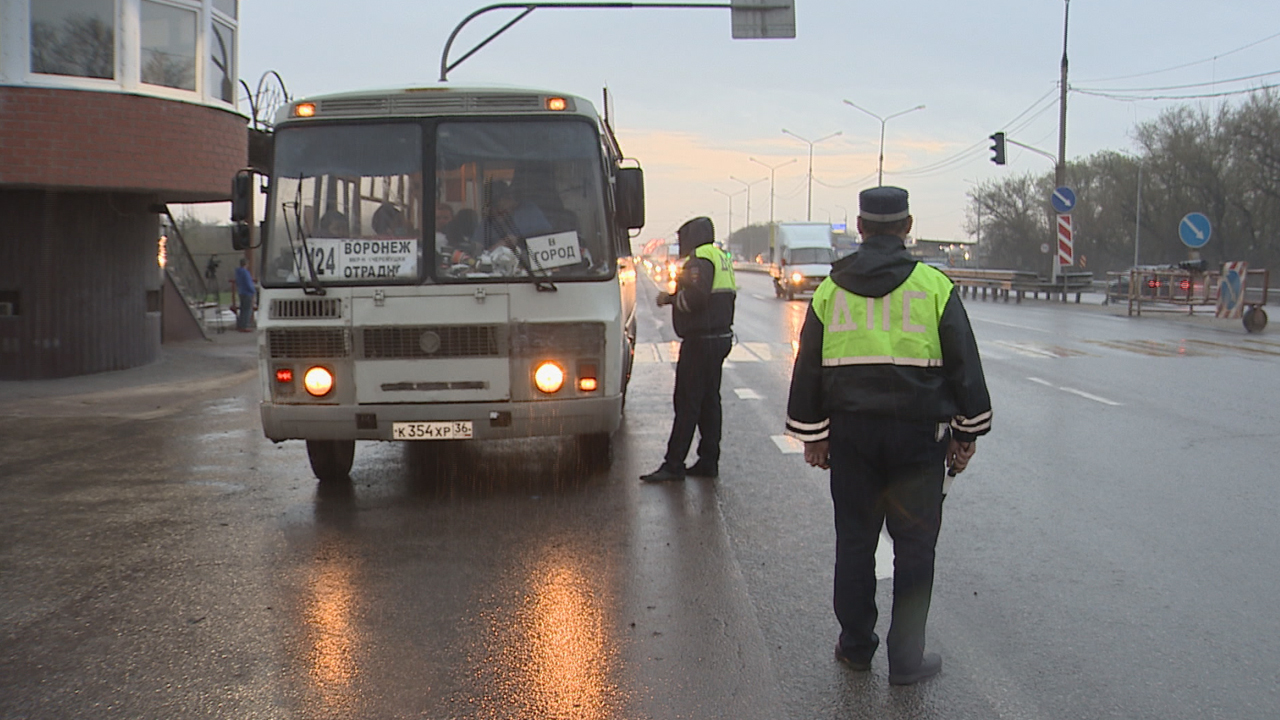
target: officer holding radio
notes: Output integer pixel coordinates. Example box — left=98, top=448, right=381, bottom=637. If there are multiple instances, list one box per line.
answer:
left=785, top=186, right=991, bottom=685
left=641, top=216, right=737, bottom=483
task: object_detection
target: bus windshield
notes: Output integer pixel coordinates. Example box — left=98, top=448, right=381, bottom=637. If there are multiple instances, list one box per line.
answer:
left=435, top=119, right=610, bottom=282
left=261, top=118, right=612, bottom=288
left=263, top=123, right=425, bottom=287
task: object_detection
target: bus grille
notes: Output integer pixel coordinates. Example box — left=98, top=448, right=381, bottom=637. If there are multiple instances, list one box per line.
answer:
left=267, top=328, right=350, bottom=358
left=362, top=325, right=502, bottom=359
left=511, top=322, right=605, bottom=356
left=270, top=298, right=342, bottom=319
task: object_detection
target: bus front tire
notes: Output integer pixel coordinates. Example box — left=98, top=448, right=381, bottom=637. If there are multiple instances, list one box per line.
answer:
left=307, top=440, right=356, bottom=484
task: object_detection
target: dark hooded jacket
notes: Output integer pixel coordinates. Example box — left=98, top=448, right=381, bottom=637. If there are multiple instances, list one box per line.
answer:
left=671, top=217, right=735, bottom=338
left=785, top=234, right=992, bottom=442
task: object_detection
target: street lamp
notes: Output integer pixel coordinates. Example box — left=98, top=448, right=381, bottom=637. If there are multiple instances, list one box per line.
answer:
left=748, top=157, right=797, bottom=229
left=729, top=175, right=767, bottom=227
left=713, top=188, right=745, bottom=239
left=782, top=128, right=842, bottom=221
left=842, top=100, right=926, bottom=186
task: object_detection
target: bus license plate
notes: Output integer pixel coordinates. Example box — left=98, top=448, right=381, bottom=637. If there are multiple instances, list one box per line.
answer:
left=392, top=421, right=473, bottom=440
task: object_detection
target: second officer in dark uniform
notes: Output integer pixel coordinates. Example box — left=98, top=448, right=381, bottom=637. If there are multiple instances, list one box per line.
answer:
left=785, top=186, right=992, bottom=685
left=641, top=216, right=737, bottom=483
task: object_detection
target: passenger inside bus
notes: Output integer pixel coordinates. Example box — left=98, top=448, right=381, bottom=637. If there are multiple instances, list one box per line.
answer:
left=371, top=203, right=413, bottom=237
left=315, top=209, right=349, bottom=238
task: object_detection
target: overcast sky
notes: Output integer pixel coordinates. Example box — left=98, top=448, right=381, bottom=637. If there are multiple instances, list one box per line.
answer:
left=239, top=0, right=1280, bottom=245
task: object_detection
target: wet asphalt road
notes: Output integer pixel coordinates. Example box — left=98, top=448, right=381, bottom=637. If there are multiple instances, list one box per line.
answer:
left=3, top=272, right=1280, bottom=719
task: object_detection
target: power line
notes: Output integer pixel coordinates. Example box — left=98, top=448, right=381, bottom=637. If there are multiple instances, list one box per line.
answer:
left=1074, top=82, right=1280, bottom=102
left=1075, top=68, right=1280, bottom=94
left=1078, top=29, right=1280, bottom=83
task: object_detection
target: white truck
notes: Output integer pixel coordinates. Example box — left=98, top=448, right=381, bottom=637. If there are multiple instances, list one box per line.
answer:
left=769, top=222, right=838, bottom=300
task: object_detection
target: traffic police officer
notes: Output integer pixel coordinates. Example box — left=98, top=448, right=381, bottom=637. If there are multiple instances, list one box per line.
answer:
left=641, top=216, right=737, bottom=482
left=785, top=186, right=992, bottom=684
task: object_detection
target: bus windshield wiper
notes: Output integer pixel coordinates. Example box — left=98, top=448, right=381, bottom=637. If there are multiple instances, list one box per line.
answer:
left=283, top=179, right=326, bottom=296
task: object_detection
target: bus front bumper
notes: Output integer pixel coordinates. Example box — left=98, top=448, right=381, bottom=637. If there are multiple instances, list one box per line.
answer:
left=260, top=395, right=623, bottom=442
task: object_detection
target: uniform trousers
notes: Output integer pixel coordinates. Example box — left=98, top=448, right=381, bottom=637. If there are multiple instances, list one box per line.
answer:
left=828, top=412, right=948, bottom=671
left=661, top=334, right=733, bottom=473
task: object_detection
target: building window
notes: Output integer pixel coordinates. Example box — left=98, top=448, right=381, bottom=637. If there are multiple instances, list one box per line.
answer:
left=140, top=0, right=196, bottom=91
left=212, top=0, right=237, bottom=19
left=30, top=0, right=116, bottom=80
left=210, top=20, right=235, bottom=103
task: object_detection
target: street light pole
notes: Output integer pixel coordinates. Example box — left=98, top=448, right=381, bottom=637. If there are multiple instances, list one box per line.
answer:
left=729, top=175, right=767, bottom=227
left=782, top=129, right=842, bottom=221
left=749, top=156, right=797, bottom=256
left=842, top=100, right=926, bottom=186
left=713, top=188, right=744, bottom=239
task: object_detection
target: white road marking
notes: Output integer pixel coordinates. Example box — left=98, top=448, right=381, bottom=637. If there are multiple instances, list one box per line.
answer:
left=742, top=342, right=773, bottom=360
left=656, top=341, right=680, bottom=363
left=727, top=344, right=761, bottom=362
left=1059, top=386, right=1122, bottom=406
left=734, top=388, right=763, bottom=400
left=1027, top=376, right=1121, bottom=405
left=973, top=317, right=1052, bottom=333
left=771, top=434, right=804, bottom=454
left=996, top=340, right=1059, bottom=357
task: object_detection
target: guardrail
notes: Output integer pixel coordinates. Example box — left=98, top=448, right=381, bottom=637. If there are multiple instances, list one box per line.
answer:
left=942, top=268, right=1094, bottom=304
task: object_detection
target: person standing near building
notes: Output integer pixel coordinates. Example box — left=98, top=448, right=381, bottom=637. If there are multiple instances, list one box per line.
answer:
left=234, top=257, right=256, bottom=332
left=641, top=216, right=737, bottom=483
left=785, top=186, right=991, bottom=685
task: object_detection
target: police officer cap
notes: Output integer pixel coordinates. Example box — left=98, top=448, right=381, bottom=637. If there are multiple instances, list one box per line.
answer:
left=859, top=186, right=910, bottom=223
left=677, top=216, right=715, bottom=256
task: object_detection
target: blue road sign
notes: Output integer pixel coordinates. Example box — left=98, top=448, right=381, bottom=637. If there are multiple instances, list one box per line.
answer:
left=1179, top=212, right=1212, bottom=248
left=1051, top=186, right=1076, bottom=214
left=1221, top=268, right=1244, bottom=312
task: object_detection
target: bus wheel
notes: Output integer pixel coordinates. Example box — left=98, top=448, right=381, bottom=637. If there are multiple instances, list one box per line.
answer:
left=1244, top=306, right=1268, bottom=333
left=307, top=440, right=355, bottom=484
left=576, top=433, right=613, bottom=472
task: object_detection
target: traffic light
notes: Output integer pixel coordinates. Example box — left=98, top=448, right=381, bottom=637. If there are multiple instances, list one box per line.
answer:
left=990, top=132, right=1006, bottom=165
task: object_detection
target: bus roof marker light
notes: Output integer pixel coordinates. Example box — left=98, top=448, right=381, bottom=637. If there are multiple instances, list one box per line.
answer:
left=294, top=102, right=317, bottom=118
left=546, top=97, right=567, bottom=111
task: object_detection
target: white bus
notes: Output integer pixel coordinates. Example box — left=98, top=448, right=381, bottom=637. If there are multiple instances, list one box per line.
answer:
left=233, top=85, right=644, bottom=483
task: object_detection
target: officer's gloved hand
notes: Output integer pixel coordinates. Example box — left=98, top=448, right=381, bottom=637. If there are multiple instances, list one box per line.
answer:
left=656, top=291, right=672, bottom=307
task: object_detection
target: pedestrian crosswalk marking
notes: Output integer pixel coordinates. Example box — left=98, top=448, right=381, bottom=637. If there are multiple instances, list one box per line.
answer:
left=771, top=434, right=804, bottom=454
left=742, top=342, right=773, bottom=360
left=734, top=388, right=762, bottom=400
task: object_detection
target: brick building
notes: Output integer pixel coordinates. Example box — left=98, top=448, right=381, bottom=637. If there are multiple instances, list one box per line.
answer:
left=0, top=0, right=247, bottom=378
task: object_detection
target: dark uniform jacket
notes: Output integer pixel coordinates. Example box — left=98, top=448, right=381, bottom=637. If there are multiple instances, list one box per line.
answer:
left=672, top=244, right=736, bottom=339
left=785, top=234, right=992, bottom=443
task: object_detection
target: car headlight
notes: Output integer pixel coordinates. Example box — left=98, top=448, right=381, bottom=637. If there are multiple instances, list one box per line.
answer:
left=791, top=271, right=804, bottom=284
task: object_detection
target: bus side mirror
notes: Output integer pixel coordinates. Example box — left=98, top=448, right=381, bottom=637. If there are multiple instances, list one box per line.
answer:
left=231, top=223, right=252, bottom=251
left=231, top=169, right=254, bottom=250
left=616, top=167, right=645, bottom=230
left=231, top=169, right=254, bottom=223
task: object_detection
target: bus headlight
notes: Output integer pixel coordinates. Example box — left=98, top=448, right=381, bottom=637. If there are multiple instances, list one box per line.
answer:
left=303, top=366, right=335, bottom=397
left=534, top=362, right=565, bottom=394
